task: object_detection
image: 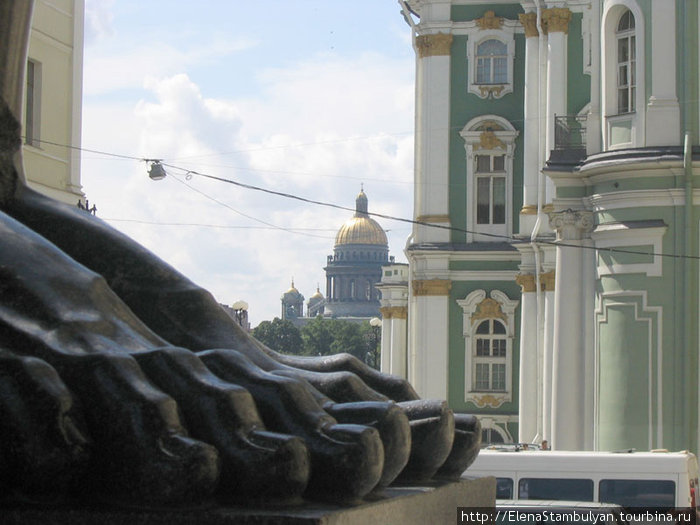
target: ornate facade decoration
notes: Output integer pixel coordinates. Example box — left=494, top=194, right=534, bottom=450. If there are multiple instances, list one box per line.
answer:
left=549, top=209, right=594, bottom=241
left=515, top=274, right=537, bottom=293
left=472, top=297, right=507, bottom=322
left=542, top=7, right=572, bottom=34
left=380, top=306, right=408, bottom=319
left=412, top=279, right=452, bottom=296
left=415, top=214, right=451, bottom=223
left=478, top=130, right=506, bottom=150
left=416, top=33, right=453, bottom=58
left=518, top=12, right=539, bottom=38
left=540, top=271, right=555, bottom=292
left=472, top=393, right=507, bottom=409
left=476, top=10, right=504, bottom=30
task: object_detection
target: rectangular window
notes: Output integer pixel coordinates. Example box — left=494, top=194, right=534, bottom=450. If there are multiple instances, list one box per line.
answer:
left=518, top=478, right=594, bottom=501
left=492, top=177, right=506, bottom=224
left=476, top=177, right=490, bottom=224
left=599, top=479, right=675, bottom=507
left=493, top=57, right=507, bottom=83
left=492, top=364, right=506, bottom=391
left=475, top=363, right=490, bottom=390
left=476, top=58, right=491, bottom=84
left=24, top=59, right=40, bottom=147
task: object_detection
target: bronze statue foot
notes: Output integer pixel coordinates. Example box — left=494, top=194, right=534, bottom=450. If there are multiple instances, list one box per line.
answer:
left=0, top=351, right=90, bottom=503
left=133, top=347, right=310, bottom=500
left=435, top=413, right=481, bottom=480
left=199, top=349, right=384, bottom=501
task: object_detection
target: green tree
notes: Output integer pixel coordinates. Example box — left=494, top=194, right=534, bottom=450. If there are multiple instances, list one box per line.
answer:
left=252, top=317, right=303, bottom=355
left=299, top=317, right=380, bottom=369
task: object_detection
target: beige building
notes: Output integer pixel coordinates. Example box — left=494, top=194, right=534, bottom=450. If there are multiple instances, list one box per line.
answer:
left=23, top=0, right=84, bottom=204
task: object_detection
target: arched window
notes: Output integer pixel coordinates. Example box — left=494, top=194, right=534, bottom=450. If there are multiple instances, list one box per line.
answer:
left=476, top=39, right=508, bottom=85
left=474, top=319, right=507, bottom=391
left=616, top=10, right=635, bottom=114
left=458, top=290, right=519, bottom=407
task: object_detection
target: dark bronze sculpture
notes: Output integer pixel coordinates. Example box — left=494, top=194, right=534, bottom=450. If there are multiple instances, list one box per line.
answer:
left=0, top=0, right=480, bottom=507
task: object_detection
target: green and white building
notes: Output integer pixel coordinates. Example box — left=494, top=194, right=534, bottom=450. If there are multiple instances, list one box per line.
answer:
left=381, top=0, right=700, bottom=452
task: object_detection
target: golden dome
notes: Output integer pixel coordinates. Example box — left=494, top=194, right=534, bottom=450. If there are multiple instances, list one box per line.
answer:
left=282, top=279, right=303, bottom=299
left=334, top=189, right=388, bottom=247
left=310, top=286, right=324, bottom=300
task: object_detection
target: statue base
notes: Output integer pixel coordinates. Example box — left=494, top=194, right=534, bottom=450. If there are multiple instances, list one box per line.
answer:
left=1, top=477, right=495, bottom=525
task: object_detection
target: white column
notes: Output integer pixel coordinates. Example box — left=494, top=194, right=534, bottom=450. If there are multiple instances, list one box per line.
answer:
left=517, top=274, right=539, bottom=443
left=646, top=0, right=680, bottom=146
left=549, top=210, right=593, bottom=450
left=519, top=11, right=541, bottom=234
left=411, top=279, right=451, bottom=400
left=581, top=237, right=596, bottom=450
left=380, top=315, right=392, bottom=374
left=544, top=8, right=571, bottom=203
left=413, top=32, right=453, bottom=244
left=390, top=313, right=408, bottom=378
left=541, top=269, right=556, bottom=444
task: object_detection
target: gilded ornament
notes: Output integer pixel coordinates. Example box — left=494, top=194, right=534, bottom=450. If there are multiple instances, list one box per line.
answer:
left=478, top=130, right=505, bottom=150
left=416, top=33, right=453, bottom=58
left=416, top=214, right=451, bottom=223
left=472, top=297, right=507, bottom=321
left=518, top=12, right=539, bottom=38
left=520, top=205, right=538, bottom=215
left=477, top=85, right=506, bottom=99
left=540, top=271, right=556, bottom=292
left=380, top=306, right=408, bottom=319
left=476, top=10, right=503, bottom=30
left=542, top=7, right=572, bottom=34
left=515, top=274, right=537, bottom=293
left=412, top=279, right=452, bottom=296
left=472, top=394, right=506, bottom=408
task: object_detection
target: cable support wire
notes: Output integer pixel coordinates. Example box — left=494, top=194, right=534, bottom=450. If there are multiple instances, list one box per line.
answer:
left=20, top=136, right=700, bottom=260
left=160, top=162, right=700, bottom=261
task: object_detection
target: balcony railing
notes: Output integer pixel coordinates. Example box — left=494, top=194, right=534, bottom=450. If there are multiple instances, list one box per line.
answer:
left=552, top=114, right=587, bottom=162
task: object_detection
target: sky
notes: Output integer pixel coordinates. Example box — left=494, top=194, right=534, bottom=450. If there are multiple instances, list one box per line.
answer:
left=80, top=1, right=417, bottom=327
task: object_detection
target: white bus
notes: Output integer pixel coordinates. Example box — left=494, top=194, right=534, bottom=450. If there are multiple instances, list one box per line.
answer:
left=465, top=449, right=699, bottom=508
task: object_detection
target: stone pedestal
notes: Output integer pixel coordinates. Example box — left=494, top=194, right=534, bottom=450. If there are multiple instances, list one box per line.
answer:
left=1, top=478, right=496, bottom=525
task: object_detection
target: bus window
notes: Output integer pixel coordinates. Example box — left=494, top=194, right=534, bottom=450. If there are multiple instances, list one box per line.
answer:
left=599, top=479, right=676, bottom=507
left=518, top=478, right=594, bottom=501
left=496, top=477, right=514, bottom=499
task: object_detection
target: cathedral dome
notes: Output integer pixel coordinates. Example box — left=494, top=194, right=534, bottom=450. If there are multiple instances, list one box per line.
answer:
left=281, top=280, right=303, bottom=301
left=334, top=189, right=388, bottom=247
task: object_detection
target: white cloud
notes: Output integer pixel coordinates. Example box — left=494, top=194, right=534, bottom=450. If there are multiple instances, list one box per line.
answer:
left=82, top=49, right=414, bottom=326
left=84, top=0, right=115, bottom=44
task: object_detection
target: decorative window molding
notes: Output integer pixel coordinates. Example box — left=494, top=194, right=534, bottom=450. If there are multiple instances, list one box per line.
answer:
left=458, top=289, right=519, bottom=408
left=602, top=0, right=645, bottom=149
left=466, top=13, right=516, bottom=99
left=460, top=115, right=519, bottom=242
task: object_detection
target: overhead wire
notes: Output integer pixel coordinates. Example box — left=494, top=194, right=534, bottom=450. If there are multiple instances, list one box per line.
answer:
left=25, top=136, right=700, bottom=260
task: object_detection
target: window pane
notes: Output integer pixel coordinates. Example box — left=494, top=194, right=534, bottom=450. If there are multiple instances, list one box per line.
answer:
left=476, top=155, right=491, bottom=172
left=630, top=35, right=636, bottom=59
left=476, top=58, right=490, bottom=84
left=477, top=178, right=490, bottom=224
left=493, top=321, right=506, bottom=334
left=518, top=478, right=594, bottom=501
left=476, top=320, right=490, bottom=334
left=618, top=88, right=629, bottom=114
left=493, top=339, right=507, bottom=357
left=475, top=364, right=490, bottom=390
left=493, top=57, right=507, bottom=83
left=476, top=338, right=490, bottom=356
left=599, top=479, right=675, bottom=508
left=496, top=478, right=514, bottom=499
left=492, top=364, right=506, bottom=391
left=630, top=87, right=635, bottom=111
left=478, top=39, right=507, bottom=56
left=492, top=177, right=506, bottom=224
left=493, top=155, right=505, bottom=171
left=618, top=38, right=628, bottom=62
left=618, top=65, right=628, bottom=87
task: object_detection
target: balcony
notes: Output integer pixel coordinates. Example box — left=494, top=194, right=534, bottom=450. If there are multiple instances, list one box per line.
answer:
left=549, top=114, right=587, bottom=165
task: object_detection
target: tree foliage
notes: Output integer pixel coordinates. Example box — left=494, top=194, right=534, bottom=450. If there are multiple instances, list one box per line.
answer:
left=251, top=317, right=303, bottom=355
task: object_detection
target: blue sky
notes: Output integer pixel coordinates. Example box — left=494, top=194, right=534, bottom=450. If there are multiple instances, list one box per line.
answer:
left=81, top=1, right=416, bottom=326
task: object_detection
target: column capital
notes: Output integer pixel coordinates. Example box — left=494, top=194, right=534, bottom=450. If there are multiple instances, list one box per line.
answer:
left=518, top=12, right=539, bottom=37
left=515, top=273, right=537, bottom=293
left=412, top=279, right=452, bottom=296
left=380, top=306, right=408, bottom=319
left=548, top=209, right=594, bottom=241
left=542, top=7, right=572, bottom=34
left=416, top=33, right=453, bottom=58
left=540, top=271, right=555, bottom=292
